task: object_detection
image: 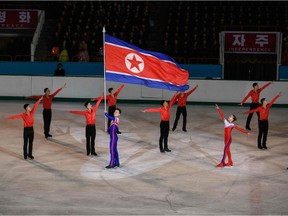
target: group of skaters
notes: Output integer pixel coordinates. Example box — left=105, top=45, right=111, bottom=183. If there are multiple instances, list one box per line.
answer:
left=6, top=81, right=283, bottom=169
left=214, top=81, right=282, bottom=167
left=6, top=83, right=124, bottom=169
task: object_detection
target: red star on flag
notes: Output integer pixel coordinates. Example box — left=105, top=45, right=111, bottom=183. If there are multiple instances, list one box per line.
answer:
left=128, top=54, right=143, bottom=71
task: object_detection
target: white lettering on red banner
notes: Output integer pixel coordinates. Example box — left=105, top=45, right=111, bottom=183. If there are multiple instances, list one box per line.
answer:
left=224, top=32, right=277, bottom=54
left=0, top=9, right=38, bottom=29
left=232, top=34, right=246, bottom=46
left=0, top=11, right=6, bottom=23
left=19, top=11, right=31, bottom=23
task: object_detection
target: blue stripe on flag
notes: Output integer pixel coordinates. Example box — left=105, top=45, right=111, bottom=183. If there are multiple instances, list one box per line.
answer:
left=106, top=72, right=189, bottom=91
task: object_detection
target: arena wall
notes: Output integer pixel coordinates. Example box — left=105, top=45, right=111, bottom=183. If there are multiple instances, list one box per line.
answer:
left=0, top=75, right=287, bottom=104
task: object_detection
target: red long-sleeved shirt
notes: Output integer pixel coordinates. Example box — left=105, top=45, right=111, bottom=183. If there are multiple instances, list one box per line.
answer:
left=69, top=97, right=103, bottom=125
left=244, top=94, right=280, bottom=120
left=7, top=97, right=42, bottom=128
left=143, top=94, right=177, bottom=121
left=93, top=84, right=124, bottom=107
left=176, top=86, right=198, bottom=106
left=241, top=82, right=271, bottom=104
left=28, top=87, right=63, bottom=109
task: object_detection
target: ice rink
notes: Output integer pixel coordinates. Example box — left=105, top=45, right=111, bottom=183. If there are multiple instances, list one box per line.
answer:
left=0, top=100, right=287, bottom=215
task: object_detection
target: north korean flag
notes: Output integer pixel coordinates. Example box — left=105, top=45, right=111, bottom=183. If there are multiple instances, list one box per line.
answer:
left=105, top=34, right=189, bottom=91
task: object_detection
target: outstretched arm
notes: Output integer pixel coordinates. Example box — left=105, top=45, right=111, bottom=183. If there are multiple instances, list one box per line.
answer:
left=234, top=125, right=250, bottom=135
left=244, top=107, right=259, bottom=115
left=142, top=107, right=162, bottom=113
left=26, top=95, right=42, bottom=100
left=92, top=96, right=104, bottom=111
left=258, top=81, right=272, bottom=92
left=215, top=104, right=225, bottom=120
left=186, top=84, right=198, bottom=97
left=6, top=113, right=23, bottom=120
left=240, top=91, right=251, bottom=105
left=50, top=87, right=63, bottom=97
left=114, top=84, right=125, bottom=97
left=31, top=96, right=43, bottom=114
left=104, top=112, right=115, bottom=121
left=268, top=92, right=281, bottom=107
left=168, top=93, right=178, bottom=108
left=91, top=95, right=106, bottom=101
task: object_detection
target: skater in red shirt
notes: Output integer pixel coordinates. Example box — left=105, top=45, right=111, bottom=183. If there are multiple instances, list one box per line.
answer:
left=244, top=92, right=281, bottom=150
left=27, top=83, right=66, bottom=139
left=69, top=97, right=103, bottom=156
left=215, top=104, right=249, bottom=167
left=172, top=84, right=198, bottom=132
left=93, top=84, right=124, bottom=134
left=240, top=82, right=272, bottom=130
left=142, top=93, right=177, bottom=153
left=6, top=96, right=43, bottom=160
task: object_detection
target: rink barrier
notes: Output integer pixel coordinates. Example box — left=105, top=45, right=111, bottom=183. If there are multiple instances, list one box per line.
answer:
left=1, top=62, right=288, bottom=79
left=0, top=62, right=222, bottom=79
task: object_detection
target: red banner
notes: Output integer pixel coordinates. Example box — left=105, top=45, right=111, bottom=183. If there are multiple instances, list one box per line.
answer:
left=0, top=9, right=39, bottom=29
left=224, top=32, right=277, bottom=54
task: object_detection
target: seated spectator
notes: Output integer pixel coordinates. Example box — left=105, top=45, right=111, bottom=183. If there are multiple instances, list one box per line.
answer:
left=77, top=41, right=90, bottom=62
left=54, top=63, right=66, bottom=76
left=58, top=47, right=69, bottom=62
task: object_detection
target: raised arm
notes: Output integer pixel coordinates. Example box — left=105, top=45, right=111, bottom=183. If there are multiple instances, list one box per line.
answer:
left=268, top=92, right=281, bottom=107
left=168, top=93, right=178, bottom=108
left=186, top=84, right=198, bottom=97
left=92, top=96, right=104, bottom=111
left=51, top=86, right=64, bottom=97
left=215, top=104, right=225, bottom=120
left=258, top=81, right=272, bottom=93
left=234, top=125, right=249, bottom=134
left=114, top=84, right=125, bottom=97
left=105, top=112, right=115, bottom=121
left=31, top=97, right=42, bottom=114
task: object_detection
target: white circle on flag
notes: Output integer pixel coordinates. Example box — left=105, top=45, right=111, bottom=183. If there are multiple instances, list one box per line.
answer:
left=125, top=53, right=144, bottom=73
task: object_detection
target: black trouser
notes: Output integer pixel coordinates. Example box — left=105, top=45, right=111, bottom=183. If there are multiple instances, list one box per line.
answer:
left=108, top=105, right=120, bottom=132
left=159, top=121, right=169, bottom=151
left=43, top=109, right=52, bottom=137
left=246, top=102, right=260, bottom=128
left=23, top=127, right=34, bottom=158
left=86, top=124, right=96, bottom=155
left=258, top=120, right=268, bottom=148
left=172, top=106, right=187, bottom=130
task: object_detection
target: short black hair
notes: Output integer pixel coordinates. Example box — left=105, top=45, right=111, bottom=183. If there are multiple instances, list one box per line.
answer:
left=232, top=114, right=237, bottom=122
left=24, top=104, right=29, bottom=110
left=108, top=88, right=113, bottom=93
left=261, top=98, right=266, bottom=104
left=44, top=88, right=49, bottom=93
left=160, top=100, right=166, bottom=106
left=84, top=101, right=90, bottom=108
left=116, top=108, right=122, bottom=114
left=252, top=82, right=258, bottom=88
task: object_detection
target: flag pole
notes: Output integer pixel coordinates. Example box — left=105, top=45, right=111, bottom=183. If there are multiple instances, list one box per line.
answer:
left=102, top=26, right=107, bottom=131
